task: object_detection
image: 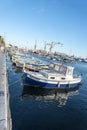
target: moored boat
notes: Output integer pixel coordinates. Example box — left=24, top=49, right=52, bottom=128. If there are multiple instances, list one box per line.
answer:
left=23, top=63, right=82, bottom=89
left=12, top=53, right=43, bottom=68
left=23, top=62, right=49, bottom=73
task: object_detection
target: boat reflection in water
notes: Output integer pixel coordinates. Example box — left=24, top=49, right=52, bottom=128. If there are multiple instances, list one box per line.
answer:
left=21, top=85, right=81, bottom=107
left=12, top=64, right=23, bottom=73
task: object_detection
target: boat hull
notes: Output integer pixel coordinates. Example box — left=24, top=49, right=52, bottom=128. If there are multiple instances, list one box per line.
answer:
left=23, top=74, right=81, bottom=89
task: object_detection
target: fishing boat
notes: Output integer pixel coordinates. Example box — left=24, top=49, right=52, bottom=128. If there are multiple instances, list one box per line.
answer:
left=23, top=63, right=82, bottom=89
left=12, top=53, right=38, bottom=68
left=12, top=56, right=27, bottom=68
left=23, top=61, right=49, bottom=72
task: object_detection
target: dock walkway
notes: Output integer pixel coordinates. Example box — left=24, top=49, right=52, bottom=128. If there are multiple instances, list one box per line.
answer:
left=0, top=51, right=12, bottom=130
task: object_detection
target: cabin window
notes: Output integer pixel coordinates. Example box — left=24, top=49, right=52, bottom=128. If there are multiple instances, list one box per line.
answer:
left=67, top=68, right=72, bottom=75
left=59, top=66, right=66, bottom=74
left=50, top=63, right=55, bottom=68
left=50, top=77, right=55, bottom=79
left=55, top=65, right=59, bottom=70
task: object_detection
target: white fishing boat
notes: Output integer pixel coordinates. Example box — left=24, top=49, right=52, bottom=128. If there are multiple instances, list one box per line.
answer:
left=23, top=63, right=82, bottom=89
left=12, top=53, right=37, bottom=68
left=23, top=61, right=49, bottom=72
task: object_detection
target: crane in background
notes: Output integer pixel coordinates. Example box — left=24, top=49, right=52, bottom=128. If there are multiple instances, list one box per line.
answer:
left=44, top=41, right=47, bottom=51
left=34, top=40, right=37, bottom=52
left=47, top=41, right=63, bottom=54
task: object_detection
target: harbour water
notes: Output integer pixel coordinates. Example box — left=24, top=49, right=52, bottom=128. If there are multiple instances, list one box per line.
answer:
left=7, top=56, right=87, bottom=130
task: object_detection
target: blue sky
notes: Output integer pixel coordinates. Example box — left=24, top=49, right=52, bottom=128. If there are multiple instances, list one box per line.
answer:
left=0, top=0, right=87, bottom=58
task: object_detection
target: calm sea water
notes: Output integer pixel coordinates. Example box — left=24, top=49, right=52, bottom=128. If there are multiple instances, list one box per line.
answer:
left=7, top=56, right=87, bottom=130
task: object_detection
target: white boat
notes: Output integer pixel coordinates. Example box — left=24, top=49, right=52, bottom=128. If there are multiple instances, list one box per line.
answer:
left=12, top=53, right=41, bottom=68
left=23, top=61, right=49, bottom=72
left=23, top=63, right=82, bottom=89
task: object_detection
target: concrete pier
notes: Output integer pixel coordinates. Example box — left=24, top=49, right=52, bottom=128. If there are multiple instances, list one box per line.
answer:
left=0, top=51, right=12, bottom=130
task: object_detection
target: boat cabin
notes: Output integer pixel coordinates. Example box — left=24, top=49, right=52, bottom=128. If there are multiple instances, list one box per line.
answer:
left=43, top=63, right=74, bottom=80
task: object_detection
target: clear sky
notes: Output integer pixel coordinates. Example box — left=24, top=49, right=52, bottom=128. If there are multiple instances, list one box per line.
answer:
left=0, top=0, right=87, bottom=58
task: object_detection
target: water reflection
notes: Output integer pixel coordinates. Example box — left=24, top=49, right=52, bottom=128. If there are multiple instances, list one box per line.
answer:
left=21, top=85, right=80, bottom=107
left=12, top=65, right=22, bottom=73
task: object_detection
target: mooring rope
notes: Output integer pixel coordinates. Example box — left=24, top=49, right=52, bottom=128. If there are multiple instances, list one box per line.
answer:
left=8, top=75, right=26, bottom=86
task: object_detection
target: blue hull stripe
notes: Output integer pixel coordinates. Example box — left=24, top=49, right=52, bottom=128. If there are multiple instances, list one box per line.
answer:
left=23, top=76, right=80, bottom=89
